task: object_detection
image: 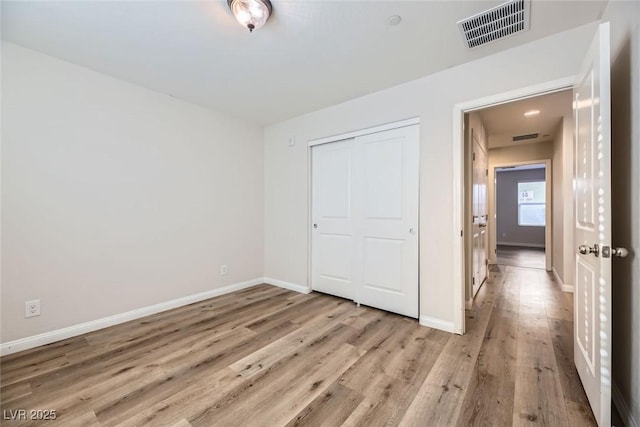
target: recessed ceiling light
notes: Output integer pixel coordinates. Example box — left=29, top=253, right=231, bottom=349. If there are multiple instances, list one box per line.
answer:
left=387, top=15, right=402, bottom=26
left=524, top=109, right=541, bottom=117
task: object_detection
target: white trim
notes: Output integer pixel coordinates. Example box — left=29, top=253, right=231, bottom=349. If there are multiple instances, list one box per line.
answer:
left=543, top=161, right=552, bottom=272
left=263, top=277, right=311, bottom=294
left=613, top=383, right=639, bottom=427
left=307, top=142, right=313, bottom=302
left=552, top=267, right=574, bottom=293
left=0, top=278, right=264, bottom=356
left=454, top=76, right=576, bottom=113
left=452, top=108, right=465, bottom=334
left=497, top=242, right=545, bottom=248
left=419, top=315, right=456, bottom=334
left=308, top=117, right=420, bottom=147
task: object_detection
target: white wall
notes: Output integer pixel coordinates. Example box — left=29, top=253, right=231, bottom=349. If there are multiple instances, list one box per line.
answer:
left=552, top=121, right=565, bottom=279
left=561, top=115, right=574, bottom=288
left=604, top=1, right=640, bottom=425
left=1, top=43, right=265, bottom=343
left=264, top=23, right=597, bottom=326
left=552, top=114, right=575, bottom=288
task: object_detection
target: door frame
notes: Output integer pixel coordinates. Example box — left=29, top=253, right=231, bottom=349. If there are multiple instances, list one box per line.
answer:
left=306, top=117, right=421, bottom=307
left=490, top=159, right=552, bottom=271
left=452, top=76, right=574, bottom=334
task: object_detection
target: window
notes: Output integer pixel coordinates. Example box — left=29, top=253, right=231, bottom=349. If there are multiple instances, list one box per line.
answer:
left=518, top=180, right=545, bottom=226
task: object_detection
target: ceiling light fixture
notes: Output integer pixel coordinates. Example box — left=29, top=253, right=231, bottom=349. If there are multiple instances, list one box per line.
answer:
left=228, top=0, right=272, bottom=33
left=387, top=15, right=402, bottom=26
left=523, top=109, right=541, bottom=117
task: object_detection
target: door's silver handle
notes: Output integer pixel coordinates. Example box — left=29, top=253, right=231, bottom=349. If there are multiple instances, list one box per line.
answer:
left=409, top=228, right=416, bottom=234
left=313, top=223, right=318, bottom=229
left=612, top=247, right=629, bottom=258
left=602, top=246, right=629, bottom=258
left=578, top=243, right=599, bottom=257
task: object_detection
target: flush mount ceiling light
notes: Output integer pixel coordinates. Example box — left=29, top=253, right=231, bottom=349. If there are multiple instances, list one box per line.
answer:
left=523, top=109, right=541, bottom=117
left=387, top=15, right=402, bottom=26
left=228, top=0, right=272, bottom=32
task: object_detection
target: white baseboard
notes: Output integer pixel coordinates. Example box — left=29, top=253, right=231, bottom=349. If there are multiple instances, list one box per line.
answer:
left=613, top=382, right=639, bottom=427
left=0, top=278, right=264, bottom=357
left=497, top=241, right=545, bottom=248
left=552, top=268, right=574, bottom=293
left=419, top=315, right=455, bottom=333
left=262, top=277, right=311, bottom=294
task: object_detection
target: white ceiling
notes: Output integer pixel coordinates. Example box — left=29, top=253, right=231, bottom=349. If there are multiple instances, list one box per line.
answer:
left=1, top=1, right=607, bottom=125
left=480, top=89, right=573, bottom=149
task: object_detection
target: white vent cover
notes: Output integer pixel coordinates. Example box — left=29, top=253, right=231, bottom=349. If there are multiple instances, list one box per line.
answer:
left=457, top=0, right=530, bottom=49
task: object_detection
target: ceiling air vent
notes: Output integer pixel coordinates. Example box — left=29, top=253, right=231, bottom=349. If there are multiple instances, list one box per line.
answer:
left=457, top=0, right=531, bottom=49
left=512, top=133, right=539, bottom=142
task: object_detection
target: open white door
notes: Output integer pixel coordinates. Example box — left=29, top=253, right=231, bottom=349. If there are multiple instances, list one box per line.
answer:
left=471, top=131, right=488, bottom=296
left=573, top=22, right=611, bottom=426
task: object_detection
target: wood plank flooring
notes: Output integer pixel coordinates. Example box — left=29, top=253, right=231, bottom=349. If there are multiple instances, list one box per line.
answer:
left=0, top=266, right=596, bottom=426
left=496, top=245, right=546, bottom=269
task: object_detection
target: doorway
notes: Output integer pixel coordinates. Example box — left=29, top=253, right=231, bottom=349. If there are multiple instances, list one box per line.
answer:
left=453, top=78, right=575, bottom=333
left=453, top=23, right=613, bottom=426
left=462, top=89, right=569, bottom=307
left=494, top=161, right=551, bottom=270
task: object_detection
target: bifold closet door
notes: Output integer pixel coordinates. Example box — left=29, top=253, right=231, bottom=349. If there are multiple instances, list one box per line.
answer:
left=311, top=125, right=419, bottom=318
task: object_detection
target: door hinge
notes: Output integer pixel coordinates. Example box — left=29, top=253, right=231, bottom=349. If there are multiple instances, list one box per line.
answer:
left=472, top=277, right=475, bottom=284
left=473, top=152, right=476, bottom=161
left=461, top=230, right=463, bottom=237
left=485, top=169, right=488, bottom=176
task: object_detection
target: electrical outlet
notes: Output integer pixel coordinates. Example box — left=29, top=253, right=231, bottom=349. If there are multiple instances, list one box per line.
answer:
left=25, top=300, right=40, bottom=318
left=220, top=264, right=229, bottom=276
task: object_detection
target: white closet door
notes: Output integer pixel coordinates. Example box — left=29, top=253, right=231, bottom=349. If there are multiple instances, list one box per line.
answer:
left=357, top=126, right=419, bottom=318
left=311, top=138, right=357, bottom=300
left=311, top=125, right=419, bottom=318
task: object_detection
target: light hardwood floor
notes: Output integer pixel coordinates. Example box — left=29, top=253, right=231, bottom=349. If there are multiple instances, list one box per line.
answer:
left=496, top=245, right=546, bottom=269
left=0, top=266, right=596, bottom=426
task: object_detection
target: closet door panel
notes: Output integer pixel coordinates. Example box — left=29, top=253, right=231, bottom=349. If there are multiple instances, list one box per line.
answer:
left=357, top=126, right=419, bottom=318
left=311, top=139, right=356, bottom=300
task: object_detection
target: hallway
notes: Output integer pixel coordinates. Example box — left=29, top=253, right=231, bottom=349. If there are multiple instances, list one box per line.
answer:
left=458, top=264, right=595, bottom=425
